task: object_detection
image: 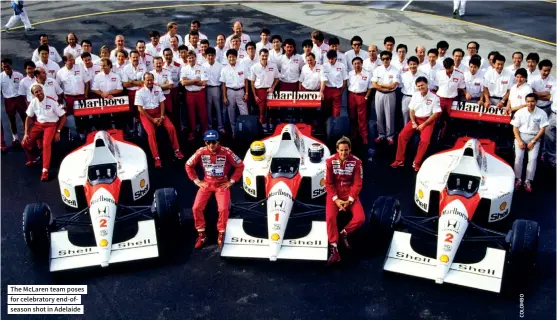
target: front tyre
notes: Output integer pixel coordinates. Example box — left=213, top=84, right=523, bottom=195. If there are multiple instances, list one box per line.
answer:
left=153, top=188, right=181, bottom=254
left=22, top=203, right=55, bottom=257
left=369, top=196, right=402, bottom=251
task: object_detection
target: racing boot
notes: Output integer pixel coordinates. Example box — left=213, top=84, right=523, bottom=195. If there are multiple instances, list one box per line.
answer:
left=412, top=162, right=421, bottom=172
left=326, top=244, right=341, bottom=266
left=524, top=180, right=533, bottom=192
left=174, top=149, right=185, bottom=160
left=25, top=155, right=41, bottom=167
left=195, top=231, right=207, bottom=249
left=217, top=231, right=225, bottom=248
left=154, top=157, right=162, bottom=168
left=41, top=169, right=49, bottom=182
left=339, top=229, right=352, bottom=249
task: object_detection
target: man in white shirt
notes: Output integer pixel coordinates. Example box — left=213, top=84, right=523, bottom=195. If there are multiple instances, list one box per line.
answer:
left=391, top=77, right=441, bottom=171
left=391, top=44, right=409, bottom=73
left=543, top=87, right=556, bottom=167
left=91, top=58, right=123, bottom=99
left=31, top=34, right=62, bottom=63
left=57, top=53, right=90, bottom=139
left=321, top=50, right=348, bottom=119
left=1, top=58, right=26, bottom=144
left=269, top=35, right=284, bottom=68
left=186, top=30, right=202, bottom=55
left=434, top=58, right=466, bottom=138
left=311, top=30, right=329, bottom=66
left=225, top=21, right=251, bottom=50
left=240, top=42, right=258, bottom=114
left=112, top=49, right=129, bottom=78
left=255, top=28, right=272, bottom=56
left=347, top=57, right=372, bottom=144
left=511, top=93, right=548, bottom=192
left=160, top=21, right=183, bottom=49
left=4, top=0, right=34, bottom=32
left=400, top=56, right=428, bottom=124
left=122, top=50, right=147, bottom=135
left=302, top=40, right=314, bottom=64
left=504, top=52, right=523, bottom=75
left=419, top=49, right=442, bottom=90
left=197, top=39, right=210, bottom=65
left=299, top=53, right=322, bottom=91
left=462, top=41, right=481, bottom=68
left=249, top=48, right=280, bottom=131
left=63, top=32, right=82, bottom=58
left=531, top=59, right=556, bottom=117
left=383, top=36, right=395, bottom=54
left=228, top=35, right=248, bottom=61
left=525, top=53, right=540, bottom=84
left=109, top=35, right=131, bottom=63
left=75, top=40, right=100, bottom=65
left=136, top=40, right=153, bottom=72
left=23, top=85, right=67, bottom=181
left=371, top=50, right=400, bottom=145
left=203, top=48, right=225, bottom=133
left=180, top=50, right=209, bottom=141
left=150, top=57, right=175, bottom=128
left=507, top=68, right=532, bottom=113
left=219, top=49, right=248, bottom=134
left=215, top=34, right=227, bottom=65
left=437, top=40, right=449, bottom=63
left=482, top=54, right=514, bottom=108
left=279, top=39, right=304, bottom=92
left=18, top=60, right=36, bottom=104
left=80, top=52, right=102, bottom=88
left=135, top=73, right=184, bottom=168
left=453, top=48, right=469, bottom=73
left=363, top=44, right=381, bottom=75
left=29, top=67, right=63, bottom=105
left=162, top=48, right=182, bottom=112
left=146, top=31, right=163, bottom=57
left=463, top=56, right=484, bottom=102
left=328, top=37, right=348, bottom=70
left=35, top=45, right=60, bottom=79
left=184, top=20, right=208, bottom=47
left=415, top=46, right=427, bottom=66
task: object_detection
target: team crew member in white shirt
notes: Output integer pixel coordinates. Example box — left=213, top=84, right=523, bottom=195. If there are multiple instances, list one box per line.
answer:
left=18, top=60, right=36, bottom=104
left=400, top=56, right=428, bottom=124
left=482, top=54, right=514, bottom=108
left=136, top=40, right=153, bottom=72
left=197, top=39, right=210, bottom=65
left=391, top=77, right=441, bottom=171
left=184, top=20, right=208, bottom=47
left=181, top=50, right=209, bottom=140
left=146, top=31, right=163, bottom=57
left=150, top=57, right=175, bottom=124
left=504, top=52, right=523, bottom=75
left=302, top=40, right=314, bottom=62
left=434, top=57, right=466, bottom=137
left=215, top=34, right=227, bottom=65
left=511, top=93, right=548, bottom=192
left=162, top=48, right=182, bottom=122
left=176, top=45, right=189, bottom=66
left=391, top=44, right=409, bottom=73
left=31, top=34, right=62, bottom=63
left=453, top=48, right=469, bottom=73
left=80, top=53, right=102, bottom=88
left=112, top=49, right=129, bottom=77
left=109, top=35, right=131, bottom=63
left=220, top=49, right=248, bottom=134
left=269, top=35, right=284, bottom=67
left=35, top=45, right=60, bottom=79
left=29, top=67, right=63, bottom=105
left=91, top=58, right=123, bottom=99
left=203, top=47, right=225, bottom=133
left=228, top=35, right=247, bottom=61
left=249, top=48, right=280, bottom=131
left=1, top=58, right=26, bottom=144
left=160, top=21, right=183, bottom=49
left=186, top=30, right=202, bottom=55
left=23, top=85, right=67, bottom=181
left=57, top=54, right=90, bottom=139
left=255, top=28, right=272, bottom=56
left=419, top=49, right=441, bottom=90
left=363, top=45, right=381, bottom=74
left=463, top=57, right=484, bottom=102
left=75, top=40, right=100, bottom=65
left=122, top=50, right=147, bottom=134
left=225, top=21, right=251, bottom=50
left=506, top=68, right=532, bottom=113
left=372, top=50, right=400, bottom=144
left=347, top=57, right=371, bottom=144
left=531, top=59, right=556, bottom=117
left=311, top=30, right=329, bottom=66
left=240, top=42, right=258, bottom=114
left=299, top=53, right=322, bottom=91
left=279, top=39, right=304, bottom=91
left=525, top=53, right=541, bottom=84
left=485, top=51, right=500, bottom=72
left=135, top=73, right=184, bottom=168
left=321, top=50, right=348, bottom=118
left=437, top=40, right=449, bottom=63
left=328, top=38, right=348, bottom=70
left=383, top=36, right=395, bottom=54
left=97, top=46, right=111, bottom=65
left=63, top=32, right=82, bottom=58
left=415, top=46, right=427, bottom=66
left=542, top=87, right=556, bottom=167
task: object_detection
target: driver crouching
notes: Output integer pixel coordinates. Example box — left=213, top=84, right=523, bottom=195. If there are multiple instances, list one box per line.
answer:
left=185, top=130, right=245, bottom=249
left=325, top=136, right=365, bottom=265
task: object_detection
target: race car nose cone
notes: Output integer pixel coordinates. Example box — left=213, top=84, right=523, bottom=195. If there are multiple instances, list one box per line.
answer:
left=270, top=256, right=278, bottom=262
left=435, top=278, right=444, bottom=284
left=435, top=264, right=449, bottom=284
left=101, top=262, right=109, bottom=268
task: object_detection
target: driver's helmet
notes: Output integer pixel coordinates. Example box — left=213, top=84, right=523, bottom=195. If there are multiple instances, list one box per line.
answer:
left=308, top=143, right=324, bottom=163
left=250, top=141, right=266, bottom=161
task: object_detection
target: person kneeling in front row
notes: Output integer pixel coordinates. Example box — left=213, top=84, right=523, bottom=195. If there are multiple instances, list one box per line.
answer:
left=391, top=76, right=441, bottom=171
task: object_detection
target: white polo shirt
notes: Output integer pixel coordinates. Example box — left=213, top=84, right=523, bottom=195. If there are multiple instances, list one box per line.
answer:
left=249, top=62, right=279, bottom=89
left=400, top=70, right=428, bottom=96
left=150, top=68, right=173, bottom=95
left=215, top=46, right=227, bottom=65
left=0, top=71, right=24, bottom=98
left=160, top=33, right=183, bottom=48
left=531, top=75, right=556, bottom=107
left=18, top=75, right=36, bottom=101
left=112, top=61, right=129, bottom=78
left=409, top=91, right=442, bottom=118
left=56, top=64, right=90, bottom=95
left=526, top=69, right=540, bottom=85
left=511, top=107, right=549, bottom=135
left=63, top=44, right=82, bottom=59
left=35, top=60, right=60, bottom=79
left=312, top=42, right=329, bottom=65
left=464, top=70, right=485, bottom=99
left=32, top=46, right=62, bottom=63
left=334, top=51, right=349, bottom=70
left=419, top=63, right=442, bottom=90
left=321, top=62, right=348, bottom=89
left=184, top=31, right=208, bottom=47
left=269, top=49, right=284, bottom=69
left=391, top=58, right=409, bottom=73
left=91, top=71, right=123, bottom=93
left=109, top=48, right=132, bottom=63
left=435, top=69, right=465, bottom=98
left=180, top=64, right=208, bottom=92
left=299, top=64, right=323, bottom=91
left=371, top=65, right=400, bottom=91
left=345, top=50, right=366, bottom=72
left=202, top=61, right=224, bottom=87
left=163, top=60, right=182, bottom=88
left=146, top=42, right=164, bottom=57
left=255, top=42, right=272, bottom=56
left=363, top=58, right=382, bottom=74
left=454, top=63, right=469, bottom=73
left=27, top=96, right=65, bottom=123
left=84, top=64, right=102, bottom=88
left=29, top=79, right=63, bottom=102
left=504, top=64, right=521, bottom=75
left=225, top=33, right=252, bottom=50
left=239, top=56, right=259, bottom=79
left=508, top=83, right=533, bottom=109
left=279, top=54, right=304, bottom=84
left=121, top=63, right=147, bottom=91
left=139, top=54, right=154, bottom=72
left=135, top=85, right=165, bottom=110
left=347, top=70, right=372, bottom=94
left=483, top=68, right=514, bottom=98
left=220, top=64, right=247, bottom=89
left=76, top=53, right=100, bottom=65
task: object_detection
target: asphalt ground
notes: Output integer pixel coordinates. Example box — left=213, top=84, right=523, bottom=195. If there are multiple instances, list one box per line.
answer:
left=1, top=2, right=556, bottom=320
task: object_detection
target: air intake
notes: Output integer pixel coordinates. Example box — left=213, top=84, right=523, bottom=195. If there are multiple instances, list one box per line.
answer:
left=463, top=147, right=474, bottom=157
left=282, top=132, right=291, bottom=140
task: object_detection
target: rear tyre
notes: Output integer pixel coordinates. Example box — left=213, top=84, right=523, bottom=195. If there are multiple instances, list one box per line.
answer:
left=369, top=196, right=402, bottom=252
left=153, top=188, right=181, bottom=255
left=326, top=116, right=350, bottom=145
left=502, top=219, right=539, bottom=295
left=23, top=203, right=54, bottom=258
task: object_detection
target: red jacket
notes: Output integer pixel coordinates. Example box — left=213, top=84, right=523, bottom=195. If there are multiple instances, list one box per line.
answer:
left=325, top=153, right=363, bottom=201
left=185, top=146, right=244, bottom=183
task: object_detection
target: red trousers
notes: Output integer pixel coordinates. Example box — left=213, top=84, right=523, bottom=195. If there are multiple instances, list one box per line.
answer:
left=22, top=122, right=57, bottom=169
left=139, top=108, right=180, bottom=159
left=3, top=96, right=27, bottom=135
left=255, top=88, right=270, bottom=123
left=186, top=89, right=208, bottom=134
left=63, top=94, right=85, bottom=116
left=280, top=81, right=298, bottom=91
left=348, top=92, right=369, bottom=144
left=323, top=87, right=342, bottom=117
left=192, top=182, right=231, bottom=232
left=326, top=193, right=365, bottom=244
left=395, top=117, right=434, bottom=165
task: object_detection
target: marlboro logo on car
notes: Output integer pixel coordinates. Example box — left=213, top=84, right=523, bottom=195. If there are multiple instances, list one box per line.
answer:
left=266, top=91, right=321, bottom=108
left=73, top=96, right=130, bottom=116
left=450, top=101, right=510, bottom=124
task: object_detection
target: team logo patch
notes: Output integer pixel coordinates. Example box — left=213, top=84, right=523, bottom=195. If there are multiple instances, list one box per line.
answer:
left=243, top=39, right=247, bottom=43
left=75, top=71, right=80, bottom=75
left=269, top=68, right=274, bottom=71
left=452, top=78, right=458, bottom=82
left=546, top=84, right=553, bottom=89
left=216, top=155, right=226, bottom=162
left=362, top=76, right=367, bottom=80
left=336, top=68, right=341, bottom=71
left=238, top=72, right=244, bottom=76
left=316, top=69, right=321, bottom=72
left=111, top=78, right=116, bottom=81
left=474, top=82, right=480, bottom=86
left=389, top=75, right=393, bottom=78
left=502, top=80, right=508, bottom=84
left=426, top=99, right=432, bottom=105
left=45, top=104, right=52, bottom=110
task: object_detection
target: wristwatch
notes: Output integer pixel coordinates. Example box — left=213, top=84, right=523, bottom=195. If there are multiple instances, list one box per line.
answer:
left=56, top=129, right=61, bottom=133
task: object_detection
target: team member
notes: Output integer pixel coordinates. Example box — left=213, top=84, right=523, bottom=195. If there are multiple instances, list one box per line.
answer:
left=345, top=37, right=366, bottom=72
left=461, top=41, right=483, bottom=68
left=22, top=85, right=67, bottom=181
left=279, top=39, right=304, bottom=91
left=18, top=60, right=36, bottom=104
left=302, top=40, right=314, bottom=62
left=186, top=130, right=244, bottom=249
left=249, top=48, right=280, bottom=131
left=418, top=49, right=441, bottom=90
left=160, top=22, right=183, bottom=48
left=531, top=59, right=556, bottom=117
left=63, top=32, right=82, bottom=58
left=76, top=40, right=100, bottom=64
left=163, top=48, right=182, bottom=127
left=437, top=40, right=449, bottom=63
left=506, top=68, right=532, bottom=113
left=543, top=87, right=556, bottom=167
left=504, top=52, right=524, bottom=75
left=324, top=136, right=364, bottom=265
left=31, top=34, right=62, bottom=63
left=347, top=57, right=371, bottom=144
left=168, top=36, right=181, bottom=61
left=197, top=39, right=210, bottom=65
left=311, top=30, right=329, bottom=65
left=482, top=54, right=513, bottom=108
left=80, top=53, right=102, bottom=88
left=363, top=45, right=381, bottom=74
left=180, top=50, right=209, bottom=141
left=453, top=48, right=469, bottom=73
left=29, top=67, right=63, bottom=104
left=299, top=53, right=322, bottom=91
left=1, top=58, right=26, bottom=145
left=57, top=53, right=90, bottom=139
left=112, top=49, right=129, bottom=77
left=269, top=35, right=284, bottom=67
left=109, top=35, right=131, bottom=63
left=391, top=44, right=409, bottom=73
left=122, top=50, right=147, bottom=134
left=328, top=38, right=348, bottom=69
left=391, top=77, right=441, bottom=171
left=91, top=58, right=123, bottom=98
left=525, top=53, right=540, bottom=83
left=184, top=20, right=208, bottom=47
left=186, top=30, right=202, bottom=54
left=203, top=47, right=225, bottom=133
left=220, top=49, right=248, bottom=135
left=97, top=46, right=111, bottom=65
left=135, top=73, right=184, bottom=168
left=4, top=0, right=34, bottom=32
left=383, top=36, right=395, bottom=53
left=150, top=57, right=174, bottom=123
left=400, top=56, right=428, bottom=124
left=225, top=21, right=251, bottom=50
left=372, top=50, right=400, bottom=145
left=320, top=50, right=347, bottom=119
left=434, top=58, right=466, bottom=137
left=240, top=42, right=258, bottom=114
left=511, top=93, right=548, bottom=192
left=255, top=28, right=272, bottom=56
left=136, top=40, right=153, bottom=71
left=415, top=46, right=427, bottom=66
left=146, top=31, right=163, bottom=57
left=227, top=35, right=247, bottom=61
left=215, top=34, right=227, bottom=64
left=463, top=57, right=484, bottom=102
left=35, top=45, right=60, bottom=79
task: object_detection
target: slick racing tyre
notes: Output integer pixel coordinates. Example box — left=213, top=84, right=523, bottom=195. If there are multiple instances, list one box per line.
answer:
left=22, top=203, right=54, bottom=257
left=153, top=188, right=181, bottom=254
left=326, top=116, right=350, bottom=145
left=369, top=196, right=402, bottom=249
left=507, top=219, right=540, bottom=270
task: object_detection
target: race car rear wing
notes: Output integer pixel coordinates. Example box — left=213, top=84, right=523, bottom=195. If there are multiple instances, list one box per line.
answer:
left=267, top=91, right=321, bottom=108
left=73, top=96, right=130, bottom=117
left=450, top=101, right=511, bottom=124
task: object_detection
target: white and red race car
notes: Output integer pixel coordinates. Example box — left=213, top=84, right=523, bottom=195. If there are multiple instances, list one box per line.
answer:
left=221, top=123, right=331, bottom=261
left=374, top=137, right=539, bottom=293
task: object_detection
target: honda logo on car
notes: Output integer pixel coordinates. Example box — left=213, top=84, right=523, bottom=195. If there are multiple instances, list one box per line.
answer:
left=441, top=208, right=467, bottom=220
left=274, top=201, right=284, bottom=208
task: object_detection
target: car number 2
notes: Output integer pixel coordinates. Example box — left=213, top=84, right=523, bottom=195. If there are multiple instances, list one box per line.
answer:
left=100, top=218, right=107, bottom=228
left=444, top=233, right=453, bottom=243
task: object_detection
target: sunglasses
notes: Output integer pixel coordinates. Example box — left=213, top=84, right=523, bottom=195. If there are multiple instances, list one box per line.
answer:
left=353, top=43, right=362, bottom=46
left=205, top=140, right=218, bottom=145
left=381, top=57, right=391, bottom=61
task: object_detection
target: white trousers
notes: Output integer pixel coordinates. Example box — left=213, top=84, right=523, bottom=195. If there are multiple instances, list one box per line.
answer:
left=514, top=133, right=540, bottom=181
left=5, top=8, right=32, bottom=30
left=453, top=0, right=467, bottom=16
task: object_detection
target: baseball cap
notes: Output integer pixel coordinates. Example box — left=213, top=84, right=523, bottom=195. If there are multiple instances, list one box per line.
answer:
left=203, top=130, right=219, bottom=141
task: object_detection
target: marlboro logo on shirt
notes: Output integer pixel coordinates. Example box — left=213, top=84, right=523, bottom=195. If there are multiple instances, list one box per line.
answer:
left=266, top=91, right=321, bottom=108
left=73, top=96, right=130, bottom=116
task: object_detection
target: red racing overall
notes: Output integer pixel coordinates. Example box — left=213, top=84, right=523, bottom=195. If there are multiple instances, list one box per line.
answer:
left=185, top=146, right=244, bottom=232
left=325, top=153, right=365, bottom=244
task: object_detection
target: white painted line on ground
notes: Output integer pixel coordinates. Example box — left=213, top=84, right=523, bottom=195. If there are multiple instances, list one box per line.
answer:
left=401, top=0, right=414, bottom=11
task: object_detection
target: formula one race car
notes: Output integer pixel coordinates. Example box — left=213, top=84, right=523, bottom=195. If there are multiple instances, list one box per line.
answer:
left=376, top=137, right=539, bottom=293
left=221, top=123, right=331, bottom=261
left=22, top=130, right=181, bottom=272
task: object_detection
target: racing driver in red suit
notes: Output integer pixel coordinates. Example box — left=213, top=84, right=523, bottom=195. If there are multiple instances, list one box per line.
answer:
left=325, top=136, right=365, bottom=265
left=186, top=130, right=244, bottom=249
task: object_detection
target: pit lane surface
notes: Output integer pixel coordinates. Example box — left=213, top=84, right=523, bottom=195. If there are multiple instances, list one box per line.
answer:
left=1, top=2, right=556, bottom=319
